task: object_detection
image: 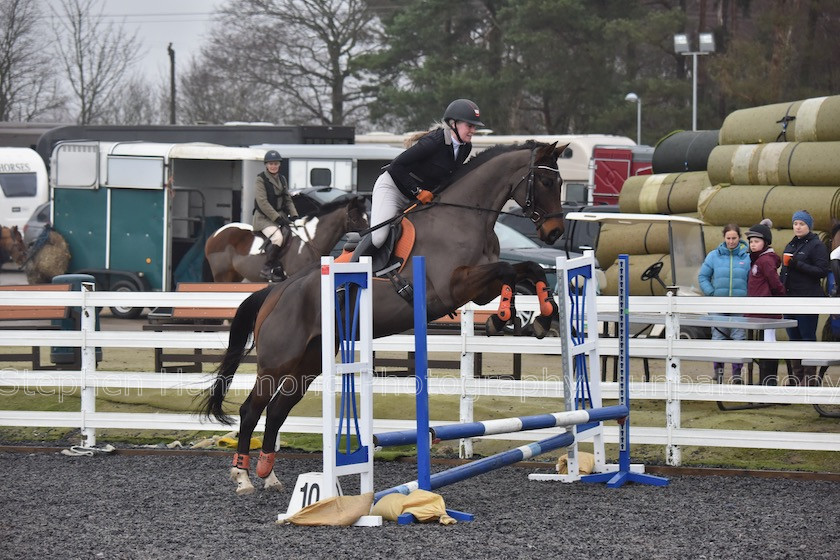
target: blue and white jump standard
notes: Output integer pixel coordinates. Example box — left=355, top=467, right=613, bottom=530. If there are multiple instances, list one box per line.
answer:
left=578, top=254, right=668, bottom=487
left=523, top=251, right=666, bottom=486
left=277, top=256, right=382, bottom=526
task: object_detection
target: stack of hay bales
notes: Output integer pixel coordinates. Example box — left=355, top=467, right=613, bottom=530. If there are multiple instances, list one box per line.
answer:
left=597, top=96, right=840, bottom=296
left=700, top=95, right=840, bottom=254
left=598, top=130, right=719, bottom=295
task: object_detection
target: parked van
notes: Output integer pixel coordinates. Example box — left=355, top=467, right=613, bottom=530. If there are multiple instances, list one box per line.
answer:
left=0, top=147, right=48, bottom=228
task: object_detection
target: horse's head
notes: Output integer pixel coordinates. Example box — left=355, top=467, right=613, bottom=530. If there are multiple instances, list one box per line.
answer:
left=8, top=226, right=27, bottom=265
left=511, top=141, right=567, bottom=245
left=345, top=195, right=370, bottom=233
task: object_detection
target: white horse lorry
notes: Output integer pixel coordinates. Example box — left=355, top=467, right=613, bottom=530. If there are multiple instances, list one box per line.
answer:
left=0, top=147, right=48, bottom=229
left=48, top=140, right=400, bottom=317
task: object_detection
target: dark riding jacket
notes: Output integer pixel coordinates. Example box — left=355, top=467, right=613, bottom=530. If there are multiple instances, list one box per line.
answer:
left=386, top=127, right=471, bottom=198
left=780, top=232, right=830, bottom=296
left=253, top=171, right=299, bottom=231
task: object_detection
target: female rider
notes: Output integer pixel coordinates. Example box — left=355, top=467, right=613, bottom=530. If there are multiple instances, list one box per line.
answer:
left=368, top=99, right=485, bottom=251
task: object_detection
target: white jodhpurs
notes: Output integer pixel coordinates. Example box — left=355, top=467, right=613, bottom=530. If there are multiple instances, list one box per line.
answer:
left=370, top=171, right=411, bottom=248
left=261, top=225, right=284, bottom=246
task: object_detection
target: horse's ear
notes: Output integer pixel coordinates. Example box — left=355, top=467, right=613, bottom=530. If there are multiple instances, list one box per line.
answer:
left=553, top=143, right=570, bottom=159
left=535, top=142, right=558, bottom=161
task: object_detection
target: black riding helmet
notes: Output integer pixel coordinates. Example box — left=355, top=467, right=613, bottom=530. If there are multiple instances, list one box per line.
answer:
left=264, top=150, right=282, bottom=163
left=746, top=219, right=773, bottom=245
left=443, top=99, right=485, bottom=127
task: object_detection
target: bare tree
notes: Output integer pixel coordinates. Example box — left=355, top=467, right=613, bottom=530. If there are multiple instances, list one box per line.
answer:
left=178, top=54, right=285, bottom=124
left=99, top=76, right=167, bottom=125
left=0, top=0, right=64, bottom=121
left=51, top=0, right=142, bottom=124
left=199, top=0, right=381, bottom=126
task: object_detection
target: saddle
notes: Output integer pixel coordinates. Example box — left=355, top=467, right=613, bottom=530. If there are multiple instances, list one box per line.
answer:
left=340, top=220, right=415, bottom=274
left=337, top=218, right=417, bottom=302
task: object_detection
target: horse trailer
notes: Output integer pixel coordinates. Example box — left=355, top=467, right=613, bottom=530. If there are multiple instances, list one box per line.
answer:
left=0, top=147, right=48, bottom=229
left=48, top=140, right=398, bottom=317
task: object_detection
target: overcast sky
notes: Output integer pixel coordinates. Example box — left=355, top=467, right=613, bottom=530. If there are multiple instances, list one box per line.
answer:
left=97, top=0, right=225, bottom=83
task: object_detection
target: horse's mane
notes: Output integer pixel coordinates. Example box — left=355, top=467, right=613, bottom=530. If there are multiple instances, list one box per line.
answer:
left=446, top=140, right=541, bottom=186
left=318, top=194, right=363, bottom=215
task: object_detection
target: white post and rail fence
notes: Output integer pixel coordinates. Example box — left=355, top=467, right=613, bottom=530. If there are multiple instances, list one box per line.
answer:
left=1, top=284, right=839, bottom=466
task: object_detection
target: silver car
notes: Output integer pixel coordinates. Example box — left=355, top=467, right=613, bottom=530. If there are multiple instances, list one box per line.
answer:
left=23, top=201, right=51, bottom=245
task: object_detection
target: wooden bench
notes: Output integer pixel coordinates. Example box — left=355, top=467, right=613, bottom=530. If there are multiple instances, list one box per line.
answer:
left=0, top=284, right=71, bottom=370
left=143, top=283, right=269, bottom=373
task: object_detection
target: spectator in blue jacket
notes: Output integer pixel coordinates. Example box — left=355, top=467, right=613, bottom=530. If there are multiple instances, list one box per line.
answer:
left=698, top=224, right=751, bottom=383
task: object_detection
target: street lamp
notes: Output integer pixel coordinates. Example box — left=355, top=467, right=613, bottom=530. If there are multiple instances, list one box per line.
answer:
left=674, top=32, right=715, bottom=131
left=624, top=92, right=641, bottom=144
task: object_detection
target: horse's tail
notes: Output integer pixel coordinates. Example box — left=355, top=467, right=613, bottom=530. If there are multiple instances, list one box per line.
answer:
left=199, top=286, right=273, bottom=425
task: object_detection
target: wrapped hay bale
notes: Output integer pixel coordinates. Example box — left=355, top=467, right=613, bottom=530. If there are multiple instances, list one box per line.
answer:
left=619, top=172, right=711, bottom=214
left=719, top=95, right=840, bottom=144
left=596, top=222, right=672, bottom=271
left=707, top=142, right=840, bottom=186
left=601, top=253, right=671, bottom=296
left=698, top=184, right=840, bottom=232
left=25, top=231, right=71, bottom=284
left=651, top=130, right=719, bottom=173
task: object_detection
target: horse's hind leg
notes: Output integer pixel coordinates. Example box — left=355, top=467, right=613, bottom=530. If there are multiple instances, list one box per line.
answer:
left=257, top=345, right=321, bottom=491
left=255, top=376, right=309, bottom=492
left=230, top=382, right=274, bottom=495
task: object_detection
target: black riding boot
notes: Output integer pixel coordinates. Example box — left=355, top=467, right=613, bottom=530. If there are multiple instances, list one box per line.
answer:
left=260, top=245, right=286, bottom=282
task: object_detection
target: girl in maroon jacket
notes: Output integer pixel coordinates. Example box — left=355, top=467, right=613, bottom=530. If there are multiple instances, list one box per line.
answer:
left=745, top=219, right=785, bottom=385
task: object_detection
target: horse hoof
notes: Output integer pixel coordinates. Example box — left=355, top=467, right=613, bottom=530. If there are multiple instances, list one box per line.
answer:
left=532, top=315, right=554, bottom=339
left=484, top=314, right=505, bottom=336
left=230, top=467, right=255, bottom=495
left=262, top=471, right=283, bottom=492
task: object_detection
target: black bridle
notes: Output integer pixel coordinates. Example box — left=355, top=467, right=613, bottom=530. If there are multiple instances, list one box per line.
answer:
left=514, top=146, right=564, bottom=226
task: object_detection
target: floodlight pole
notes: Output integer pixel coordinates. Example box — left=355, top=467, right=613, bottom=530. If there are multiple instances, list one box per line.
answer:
left=691, top=53, right=699, bottom=131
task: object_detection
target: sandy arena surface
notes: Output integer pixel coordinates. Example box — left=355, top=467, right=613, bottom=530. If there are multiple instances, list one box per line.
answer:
left=0, top=450, right=837, bottom=559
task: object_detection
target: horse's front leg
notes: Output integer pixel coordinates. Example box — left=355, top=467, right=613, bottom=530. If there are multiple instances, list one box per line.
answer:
left=511, top=261, right=559, bottom=339
left=450, top=262, right=519, bottom=335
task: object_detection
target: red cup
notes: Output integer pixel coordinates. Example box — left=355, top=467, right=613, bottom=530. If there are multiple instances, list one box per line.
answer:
left=783, top=253, right=793, bottom=266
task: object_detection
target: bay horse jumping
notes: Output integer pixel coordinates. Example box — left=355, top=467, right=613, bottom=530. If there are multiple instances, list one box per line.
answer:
left=204, top=194, right=368, bottom=282
left=200, top=141, right=567, bottom=494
